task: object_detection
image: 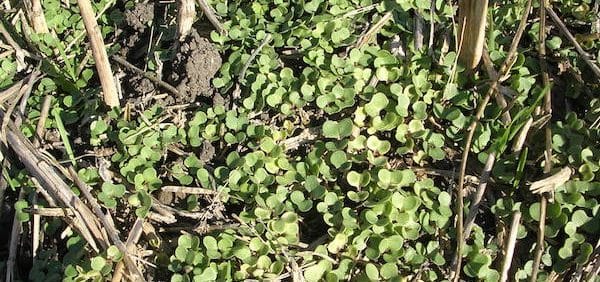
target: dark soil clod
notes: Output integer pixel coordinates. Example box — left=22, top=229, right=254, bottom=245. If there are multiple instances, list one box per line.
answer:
left=124, top=2, right=155, bottom=33
left=168, top=30, right=222, bottom=105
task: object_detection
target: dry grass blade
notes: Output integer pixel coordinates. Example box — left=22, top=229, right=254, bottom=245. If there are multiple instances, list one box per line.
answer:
left=532, top=3, right=554, bottom=277
left=512, top=117, right=533, bottom=153
left=457, top=0, right=489, bottom=69
left=0, top=20, right=27, bottom=71
left=76, top=0, right=119, bottom=107
left=32, top=194, right=41, bottom=258
left=0, top=79, right=23, bottom=106
left=482, top=47, right=512, bottom=123
left=282, top=127, right=320, bottom=152
left=33, top=95, right=52, bottom=147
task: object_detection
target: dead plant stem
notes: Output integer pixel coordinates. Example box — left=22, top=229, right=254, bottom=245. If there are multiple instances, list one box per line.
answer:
left=76, top=0, right=120, bottom=107
left=546, top=6, right=600, bottom=78
left=532, top=0, right=553, bottom=279
left=452, top=1, right=532, bottom=280
left=500, top=211, right=522, bottom=282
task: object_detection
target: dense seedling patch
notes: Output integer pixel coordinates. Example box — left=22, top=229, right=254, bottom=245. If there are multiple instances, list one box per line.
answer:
left=0, top=0, right=599, bottom=281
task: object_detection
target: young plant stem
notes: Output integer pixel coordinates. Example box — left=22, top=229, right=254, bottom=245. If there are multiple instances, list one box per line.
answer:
left=76, top=0, right=120, bottom=107
left=51, top=109, right=76, bottom=166
left=452, top=1, right=532, bottom=280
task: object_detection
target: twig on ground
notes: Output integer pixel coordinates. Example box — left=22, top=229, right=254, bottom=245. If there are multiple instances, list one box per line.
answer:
left=32, top=193, right=41, bottom=259
left=111, top=218, right=144, bottom=282
left=0, top=20, right=27, bottom=70
left=529, top=167, right=572, bottom=194
left=31, top=178, right=57, bottom=207
left=546, top=6, right=600, bottom=78
left=18, top=71, right=41, bottom=119
left=152, top=197, right=204, bottom=219
left=25, top=207, right=72, bottom=217
left=531, top=196, right=547, bottom=281
left=0, top=160, right=8, bottom=219
left=281, top=127, right=320, bottom=152
left=500, top=211, right=522, bottom=282
left=6, top=189, right=25, bottom=282
left=231, top=33, right=272, bottom=104
left=2, top=72, right=40, bottom=140
left=355, top=12, right=392, bottom=49
left=408, top=167, right=480, bottom=184
left=6, top=190, right=25, bottom=282
left=512, top=117, right=533, bottom=153
left=147, top=211, right=177, bottom=225
left=196, top=0, right=224, bottom=34
left=0, top=79, right=23, bottom=105
left=238, top=34, right=273, bottom=82
left=482, top=47, right=511, bottom=123
left=1, top=112, right=102, bottom=251
left=452, top=1, right=532, bottom=280
left=161, top=185, right=217, bottom=195
left=65, top=0, right=115, bottom=52
left=111, top=55, right=180, bottom=96
left=194, top=223, right=240, bottom=234
left=462, top=151, right=496, bottom=239
left=76, top=0, right=120, bottom=107
left=33, top=96, right=52, bottom=147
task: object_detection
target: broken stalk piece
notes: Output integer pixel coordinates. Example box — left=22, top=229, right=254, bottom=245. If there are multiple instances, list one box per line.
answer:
left=457, top=0, right=489, bottom=70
